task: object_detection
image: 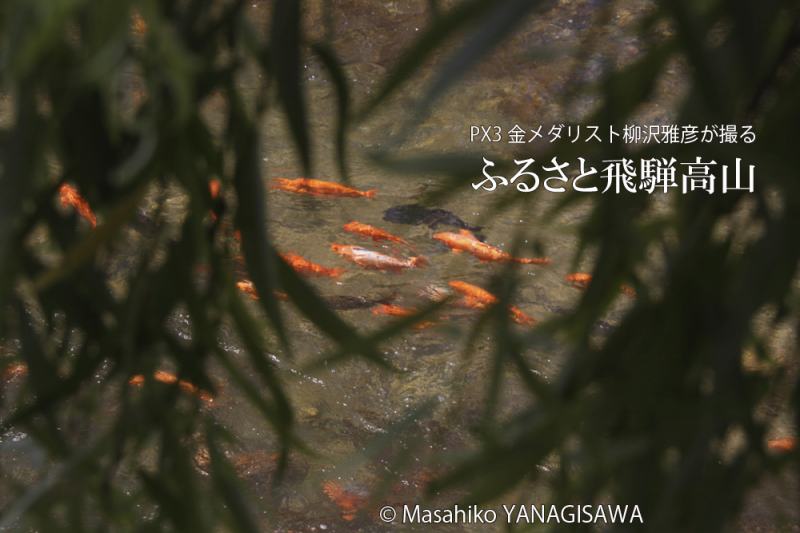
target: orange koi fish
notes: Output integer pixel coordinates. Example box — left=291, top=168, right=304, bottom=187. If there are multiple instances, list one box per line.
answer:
left=129, top=370, right=214, bottom=403
left=209, top=178, right=222, bottom=200
left=59, top=183, right=97, bottom=227
left=372, top=303, right=414, bottom=317
left=343, top=221, right=409, bottom=246
left=131, top=11, right=148, bottom=35
left=208, top=178, right=223, bottom=223
left=236, top=280, right=289, bottom=302
left=322, top=480, right=367, bottom=521
left=371, top=303, right=435, bottom=329
left=767, top=437, right=796, bottom=453
left=508, top=306, right=537, bottom=326
left=2, top=362, right=28, bottom=383
left=236, top=280, right=258, bottom=300
left=620, top=284, right=637, bottom=297
left=280, top=252, right=345, bottom=277
left=564, top=272, right=593, bottom=289
left=565, top=273, right=636, bottom=297
left=331, top=244, right=427, bottom=272
left=448, top=280, right=536, bottom=326
left=271, top=178, right=376, bottom=199
left=433, top=230, right=550, bottom=265
left=449, top=280, right=497, bottom=307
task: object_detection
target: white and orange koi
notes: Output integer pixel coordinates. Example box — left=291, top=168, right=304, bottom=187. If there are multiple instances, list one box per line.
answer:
left=331, top=244, right=427, bottom=272
left=271, top=178, right=376, bottom=199
left=433, top=230, right=549, bottom=265
left=236, top=280, right=258, bottom=300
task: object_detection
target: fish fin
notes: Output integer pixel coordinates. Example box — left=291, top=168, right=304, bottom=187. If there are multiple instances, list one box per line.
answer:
left=458, top=229, right=477, bottom=238
left=450, top=248, right=463, bottom=254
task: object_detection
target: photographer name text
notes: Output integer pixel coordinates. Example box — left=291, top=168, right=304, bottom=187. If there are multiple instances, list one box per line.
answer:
left=379, top=503, right=644, bottom=525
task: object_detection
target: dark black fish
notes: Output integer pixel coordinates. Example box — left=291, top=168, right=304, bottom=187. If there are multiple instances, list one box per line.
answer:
left=382, top=204, right=484, bottom=239
left=324, top=293, right=396, bottom=310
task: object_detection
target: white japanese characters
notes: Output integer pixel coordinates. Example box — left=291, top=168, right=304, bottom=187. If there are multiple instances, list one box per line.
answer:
left=469, top=124, right=756, bottom=144
left=473, top=157, right=756, bottom=194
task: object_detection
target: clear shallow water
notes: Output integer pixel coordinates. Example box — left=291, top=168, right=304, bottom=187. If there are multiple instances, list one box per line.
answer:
left=197, top=2, right=650, bottom=530
left=0, top=0, right=667, bottom=530
left=6, top=1, right=795, bottom=531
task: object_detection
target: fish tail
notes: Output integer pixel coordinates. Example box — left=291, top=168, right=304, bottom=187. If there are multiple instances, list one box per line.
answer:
left=363, top=189, right=377, bottom=199
left=516, top=257, right=551, bottom=265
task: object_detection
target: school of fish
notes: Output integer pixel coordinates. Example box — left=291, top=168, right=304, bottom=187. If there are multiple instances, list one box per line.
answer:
left=2, top=175, right=785, bottom=518
left=53, top=177, right=641, bottom=330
